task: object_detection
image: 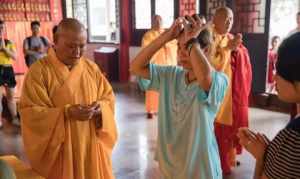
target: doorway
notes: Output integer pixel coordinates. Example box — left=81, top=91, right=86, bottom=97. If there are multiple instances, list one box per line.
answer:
left=266, top=0, right=300, bottom=94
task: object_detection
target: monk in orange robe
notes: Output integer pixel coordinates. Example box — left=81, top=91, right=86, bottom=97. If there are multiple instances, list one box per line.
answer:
left=141, top=15, right=177, bottom=119
left=210, top=7, right=243, bottom=175
left=19, top=18, right=118, bottom=179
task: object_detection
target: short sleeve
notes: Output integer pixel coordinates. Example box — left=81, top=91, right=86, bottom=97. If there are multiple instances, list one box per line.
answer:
left=197, top=71, right=228, bottom=110
left=137, top=64, right=174, bottom=91
left=264, top=128, right=300, bottom=179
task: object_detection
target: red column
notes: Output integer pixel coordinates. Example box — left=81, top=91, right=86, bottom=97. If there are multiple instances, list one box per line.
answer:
left=119, top=0, right=131, bottom=82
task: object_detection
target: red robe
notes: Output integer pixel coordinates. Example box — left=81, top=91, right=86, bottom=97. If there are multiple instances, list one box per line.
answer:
left=214, top=43, right=252, bottom=174
left=267, top=50, right=277, bottom=83
left=231, top=44, right=252, bottom=154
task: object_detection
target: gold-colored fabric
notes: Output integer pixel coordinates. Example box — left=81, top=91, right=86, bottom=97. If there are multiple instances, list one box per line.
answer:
left=142, top=29, right=177, bottom=66
left=210, top=28, right=233, bottom=125
left=142, top=29, right=177, bottom=113
left=20, top=48, right=118, bottom=179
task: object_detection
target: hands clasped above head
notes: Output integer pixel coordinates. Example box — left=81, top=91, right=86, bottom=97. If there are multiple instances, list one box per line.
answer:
left=166, top=15, right=209, bottom=44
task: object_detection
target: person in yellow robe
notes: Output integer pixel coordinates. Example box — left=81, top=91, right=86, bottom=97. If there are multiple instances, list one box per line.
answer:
left=141, top=15, right=177, bottom=119
left=210, top=7, right=242, bottom=175
left=19, top=18, right=118, bottom=179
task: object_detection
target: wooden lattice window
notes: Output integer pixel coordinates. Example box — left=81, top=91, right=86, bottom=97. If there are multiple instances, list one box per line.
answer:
left=232, top=0, right=266, bottom=33
left=206, top=0, right=226, bottom=20
left=179, top=0, right=196, bottom=16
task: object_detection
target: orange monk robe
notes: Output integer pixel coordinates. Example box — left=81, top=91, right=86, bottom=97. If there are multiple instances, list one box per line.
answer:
left=19, top=48, right=118, bottom=179
left=209, top=28, right=234, bottom=174
left=141, top=29, right=177, bottom=113
left=210, top=29, right=233, bottom=125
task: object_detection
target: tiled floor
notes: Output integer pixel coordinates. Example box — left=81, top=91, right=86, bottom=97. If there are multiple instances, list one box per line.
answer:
left=0, top=83, right=290, bottom=179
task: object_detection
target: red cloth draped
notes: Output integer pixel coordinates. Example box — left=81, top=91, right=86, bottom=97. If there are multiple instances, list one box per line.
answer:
left=214, top=123, right=234, bottom=174
left=215, top=44, right=252, bottom=174
left=231, top=44, right=252, bottom=154
left=267, top=50, right=277, bottom=83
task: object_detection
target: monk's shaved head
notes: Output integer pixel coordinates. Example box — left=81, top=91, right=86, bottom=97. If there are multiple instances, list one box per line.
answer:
left=54, top=18, right=87, bottom=66
left=214, top=7, right=233, bottom=18
left=55, top=18, right=86, bottom=42
left=152, top=14, right=162, bottom=30
left=213, top=6, right=234, bottom=34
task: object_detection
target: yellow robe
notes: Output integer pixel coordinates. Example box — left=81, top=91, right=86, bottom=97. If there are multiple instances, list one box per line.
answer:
left=19, top=49, right=118, bottom=179
left=210, top=29, right=233, bottom=125
left=141, top=29, right=177, bottom=113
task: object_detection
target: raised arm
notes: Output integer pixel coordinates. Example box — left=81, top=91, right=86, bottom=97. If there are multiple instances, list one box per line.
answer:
left=181, top=16, right=213, bottom=91
left=130, top=19, right=182, bottom=79
left=189, top=42, right=213, bottom=91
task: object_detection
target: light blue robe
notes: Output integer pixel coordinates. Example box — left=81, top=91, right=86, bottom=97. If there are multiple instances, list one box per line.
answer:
left=139, top=64, right=228, bottom=179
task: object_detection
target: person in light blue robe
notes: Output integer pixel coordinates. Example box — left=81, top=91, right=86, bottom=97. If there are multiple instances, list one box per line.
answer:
left=131, top=16, right=228, bottom=179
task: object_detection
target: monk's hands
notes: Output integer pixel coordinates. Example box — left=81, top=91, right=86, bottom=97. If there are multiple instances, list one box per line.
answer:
left=88, top=102, right=101, bottom=119
left=89, top=102, right=102, bottom=129
left=237, top=127, right=269, bottom=160
left=227, top=33, right=243, bottom=51
left=68, top=102, right=101, bottom=121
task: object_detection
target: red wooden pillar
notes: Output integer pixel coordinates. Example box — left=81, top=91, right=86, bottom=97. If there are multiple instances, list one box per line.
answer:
left=119, top=0, right=131, bottom=82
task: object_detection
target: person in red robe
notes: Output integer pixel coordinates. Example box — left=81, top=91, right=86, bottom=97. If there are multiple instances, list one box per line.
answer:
left=231, top=43, right=252, bottom=156
left=267, top=36, right=279, bottom=93
left=214, top=38, right=252, bottom=174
